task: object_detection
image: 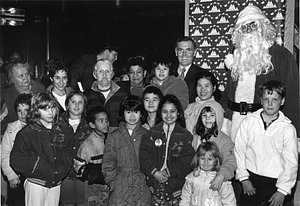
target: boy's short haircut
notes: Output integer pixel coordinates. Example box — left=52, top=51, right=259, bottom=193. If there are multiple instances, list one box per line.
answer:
left=14, top=93, right=32, bottom=112
left=87, top=106, right=108, bottom=124
left=142, top=86, right=163, bottom=101
left=258, top=80, right=286, bottom=98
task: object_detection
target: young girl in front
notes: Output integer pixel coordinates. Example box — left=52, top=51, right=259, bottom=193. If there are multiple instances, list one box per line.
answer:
left=180, top=141, right=236, bottom=206
left=10, top=91, right=74, bottom=206
left=192, top=101, right=236, bottom=191
left=60, top=90, right=92, bottom=206
left=140, top=94, right=195, bottom=205
left=141, top=86, right=163, bottom=130
left=185, top=71, right=222, bottom=136
left=150, top=58, right=189, bottom=110
left=102, top=95, right=151, bottom=205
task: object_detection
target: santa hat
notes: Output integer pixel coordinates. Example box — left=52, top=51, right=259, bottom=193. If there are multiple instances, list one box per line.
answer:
left=236, top=5, right=269, bottom=26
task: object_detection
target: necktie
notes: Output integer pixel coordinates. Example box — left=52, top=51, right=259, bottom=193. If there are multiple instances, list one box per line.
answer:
left=179, top=68, right=186, bottom=80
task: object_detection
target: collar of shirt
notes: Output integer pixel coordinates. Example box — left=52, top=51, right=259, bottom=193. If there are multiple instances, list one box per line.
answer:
left=177, top=64, right=191, bottom=77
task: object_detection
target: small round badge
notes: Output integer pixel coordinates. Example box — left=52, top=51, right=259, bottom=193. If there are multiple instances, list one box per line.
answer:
left=155, top=139, right=163, bottom=147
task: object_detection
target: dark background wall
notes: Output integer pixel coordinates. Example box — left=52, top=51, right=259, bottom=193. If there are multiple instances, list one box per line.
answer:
left=0, top=0, right=185, bottom=76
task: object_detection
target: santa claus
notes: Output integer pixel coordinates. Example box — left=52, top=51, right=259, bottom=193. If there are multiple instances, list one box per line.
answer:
left=220, top=5, right=299, bottom=142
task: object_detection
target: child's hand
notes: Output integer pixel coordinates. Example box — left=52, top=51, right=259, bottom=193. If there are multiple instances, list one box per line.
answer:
left=154, top=171, right=168, bottom=183
left=241, top=180, right=256, bottom=196
left=73, top=158, right=86, bottom=175
left=74, top=159, right=86, bottom=167
left=193, top=167, right=201, bottom=177
left=9, top=177, right=20, bottom=189
left=268, top=191, right=285, bottom=206
left=209, top=174, right=224, bottom=191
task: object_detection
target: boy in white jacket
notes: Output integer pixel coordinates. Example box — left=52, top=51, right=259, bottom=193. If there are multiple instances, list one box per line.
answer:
left=234, top=80, right=298, bottom=206
left=1, top=93, right=32, bottom=206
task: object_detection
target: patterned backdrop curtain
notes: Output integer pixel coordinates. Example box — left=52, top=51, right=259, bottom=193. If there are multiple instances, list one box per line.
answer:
left=188, top=0, right=286, bottom=90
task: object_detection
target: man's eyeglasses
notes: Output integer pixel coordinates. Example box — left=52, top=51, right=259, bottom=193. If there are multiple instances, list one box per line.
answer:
left=177, top=48, right=194, bottom=56
left=94, top=69, right=113, bottom=76
left=240, top=21, right=259, bottom=34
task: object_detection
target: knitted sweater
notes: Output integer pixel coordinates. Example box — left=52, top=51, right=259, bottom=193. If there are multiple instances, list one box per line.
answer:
left=150, top=75, right=189, bottom=110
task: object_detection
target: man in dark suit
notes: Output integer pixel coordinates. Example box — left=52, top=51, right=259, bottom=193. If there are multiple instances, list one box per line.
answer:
left=175, top=36, right=208, bottom=103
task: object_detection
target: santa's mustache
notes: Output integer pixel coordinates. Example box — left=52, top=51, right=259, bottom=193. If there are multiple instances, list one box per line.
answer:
left=226, top=32, right=273, bottom=80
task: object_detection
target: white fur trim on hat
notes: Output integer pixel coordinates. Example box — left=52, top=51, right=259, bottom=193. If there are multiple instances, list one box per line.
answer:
left=236, top=5, right=269, bottom=26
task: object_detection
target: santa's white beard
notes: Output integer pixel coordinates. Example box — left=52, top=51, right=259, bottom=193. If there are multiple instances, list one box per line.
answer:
left=228, top=32, right=273, bottom=81
left=224, top=32, right=273, bottom=142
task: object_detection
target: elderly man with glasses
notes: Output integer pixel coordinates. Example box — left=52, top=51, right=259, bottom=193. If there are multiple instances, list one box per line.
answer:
left=84, top=59, right=128, bottom=129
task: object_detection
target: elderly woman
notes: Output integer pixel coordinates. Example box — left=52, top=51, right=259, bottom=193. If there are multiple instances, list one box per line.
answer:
left=117, top=55, right=149, bottom=98
left=1, top=63, right=45, bottom=134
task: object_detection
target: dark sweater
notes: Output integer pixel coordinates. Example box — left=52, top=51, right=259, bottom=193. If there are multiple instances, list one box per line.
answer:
left=84, top=81, right=129, bottom=127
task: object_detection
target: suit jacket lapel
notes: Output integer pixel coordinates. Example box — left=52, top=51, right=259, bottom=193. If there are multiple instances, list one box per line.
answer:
left=184, top=64, right=196, bottom=82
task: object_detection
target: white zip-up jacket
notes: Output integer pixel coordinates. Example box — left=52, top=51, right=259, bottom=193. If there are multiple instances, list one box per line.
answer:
left=1, top=120, right=25, bottom=181
left=180, top=170, right=236, bottom=206
left=234, top=109, right=298, bottom=195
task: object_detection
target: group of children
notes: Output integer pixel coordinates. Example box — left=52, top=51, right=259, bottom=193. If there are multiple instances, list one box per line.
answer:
left=1, top=60, right=298, bottom=206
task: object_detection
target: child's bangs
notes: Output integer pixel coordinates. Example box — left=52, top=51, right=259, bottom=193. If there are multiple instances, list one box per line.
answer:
left=266, top=88, right=282, bottom=97
left=201, top=106, right=213, bottom=114
left=266, top=89, right=274, bottom=95
left=38, top=100, right=56, bottom=109
left=38, top=100, right=51, bottom=109
left=124, top=105, right=141, bottom=112
left=199, top=149, right=212, bottom=157
left=124, top=100, right=142, bottom=112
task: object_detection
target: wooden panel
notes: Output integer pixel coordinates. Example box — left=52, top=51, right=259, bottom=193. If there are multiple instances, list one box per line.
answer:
left=184, top=0, right=189, bottom=36
left=284, top=0, right=295, bottom=53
